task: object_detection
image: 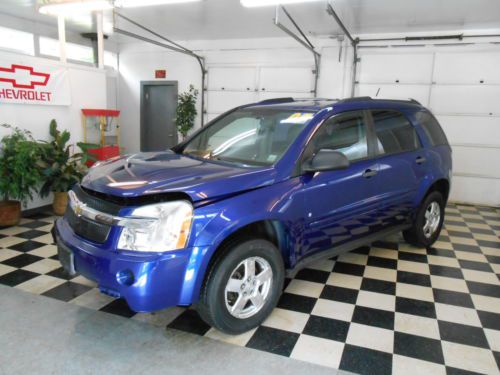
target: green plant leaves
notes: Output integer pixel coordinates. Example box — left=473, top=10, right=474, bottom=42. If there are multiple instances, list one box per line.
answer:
left=0, top=124, right=43, bottom=203
left=175, top=84, right=199, bottom=140
left=0, top=120, right=97, bottom=202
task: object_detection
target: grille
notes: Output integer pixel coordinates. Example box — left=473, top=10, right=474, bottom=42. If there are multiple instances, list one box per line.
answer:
left=73, top=184, right=122, bottom=215
left=65, top=185, right=121, bottom=243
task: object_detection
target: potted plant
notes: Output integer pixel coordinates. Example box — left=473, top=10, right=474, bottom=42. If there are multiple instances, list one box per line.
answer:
left=37, top=120, right=95, bottom=216
left=175, top=84, right=199, bottom=141
left=0, top=124, right=43, bottom=226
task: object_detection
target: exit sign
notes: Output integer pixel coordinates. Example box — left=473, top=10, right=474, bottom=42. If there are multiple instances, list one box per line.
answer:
left=155, top=69, right=166, bottom=79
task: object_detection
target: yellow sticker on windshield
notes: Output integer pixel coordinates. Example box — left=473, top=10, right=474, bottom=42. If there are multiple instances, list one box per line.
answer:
left=281, top=113, right=314, bottom=124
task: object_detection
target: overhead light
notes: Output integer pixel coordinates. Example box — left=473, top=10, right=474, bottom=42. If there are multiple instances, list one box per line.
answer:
left=39, top=0, right=113, bottom=15
left=241, top=0, right=322, bottom=7
left=114, top=0, right=201, bottom=8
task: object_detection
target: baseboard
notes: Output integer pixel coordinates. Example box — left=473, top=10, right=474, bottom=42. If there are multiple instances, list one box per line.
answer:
left=22, top=204, right=53, bottom=217
left=448, top=200, right=500, bottom=209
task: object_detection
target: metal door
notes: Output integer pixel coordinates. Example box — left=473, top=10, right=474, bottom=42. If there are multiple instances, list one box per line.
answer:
left=141, top=81, right=178, bottom=151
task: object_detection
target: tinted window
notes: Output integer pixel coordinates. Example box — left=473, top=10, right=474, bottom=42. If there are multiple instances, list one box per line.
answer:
left=308, top=111, right=368, bottom=162
left=372, top=110, right=420, bottom=154
left=416, top=111, right=449, bottom=146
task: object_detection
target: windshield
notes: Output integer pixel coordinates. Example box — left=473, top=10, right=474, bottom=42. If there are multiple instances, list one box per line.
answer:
left=181, top=108, right=315, bottom=166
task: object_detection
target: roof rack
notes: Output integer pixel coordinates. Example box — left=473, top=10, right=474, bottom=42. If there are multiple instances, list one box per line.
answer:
left=258, top=97, right=295, bottom=104
left=258, top=97, right=338, bottom=105
left=337, top=96, right=372, bottom=103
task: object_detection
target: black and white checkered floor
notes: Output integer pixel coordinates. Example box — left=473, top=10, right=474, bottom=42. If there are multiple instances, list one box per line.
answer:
left=1, top=203, right=499, bottom=375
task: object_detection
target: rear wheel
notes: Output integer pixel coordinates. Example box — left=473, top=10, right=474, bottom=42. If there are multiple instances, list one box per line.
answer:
left=197, top=238, right=284, bottom=334
left=403, top=191, right=445, bottom=247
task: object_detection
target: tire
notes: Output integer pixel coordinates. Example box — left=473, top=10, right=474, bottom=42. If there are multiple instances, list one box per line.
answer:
left=403, top=191, right=445, bottom=248
left=197, top=238, right=284, bottom=334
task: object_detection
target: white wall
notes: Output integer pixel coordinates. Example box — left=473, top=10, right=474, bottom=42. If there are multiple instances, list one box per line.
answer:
left=0, top=49, right=108, bottom=210
left=117, top=37, right=349, bottom=154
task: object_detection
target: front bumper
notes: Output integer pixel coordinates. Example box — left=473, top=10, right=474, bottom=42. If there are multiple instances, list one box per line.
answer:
left=53, top=218, right=208, bottom=312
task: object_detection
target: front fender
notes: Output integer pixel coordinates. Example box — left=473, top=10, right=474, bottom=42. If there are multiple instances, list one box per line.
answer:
left=180, top=178, right=304, bottom=304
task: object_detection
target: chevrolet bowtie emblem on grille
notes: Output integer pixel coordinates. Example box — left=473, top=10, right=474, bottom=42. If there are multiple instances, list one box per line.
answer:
left=73, top=202, right=84, bottom=217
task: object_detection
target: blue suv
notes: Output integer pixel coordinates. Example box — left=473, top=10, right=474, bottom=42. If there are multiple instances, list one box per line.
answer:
left=53, top=97, right=452, bottom=334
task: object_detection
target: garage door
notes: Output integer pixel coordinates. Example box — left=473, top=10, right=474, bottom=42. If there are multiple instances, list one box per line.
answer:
left=356, top=47, right=500, bottom=207
left=206, top=64, right=314, bottom=122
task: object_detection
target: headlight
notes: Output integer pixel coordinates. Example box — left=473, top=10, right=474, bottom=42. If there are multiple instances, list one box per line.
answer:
left=117, top=200, right=193, bottom=252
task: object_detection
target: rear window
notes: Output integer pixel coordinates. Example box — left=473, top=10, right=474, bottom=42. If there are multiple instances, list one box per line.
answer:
left=372, top=110, right=421, bottom=155
left=416, top=111, right=449, bottom=146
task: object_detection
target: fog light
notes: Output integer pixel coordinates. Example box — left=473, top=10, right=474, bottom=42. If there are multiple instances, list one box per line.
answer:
left=116, top=269, right=135, bottom=286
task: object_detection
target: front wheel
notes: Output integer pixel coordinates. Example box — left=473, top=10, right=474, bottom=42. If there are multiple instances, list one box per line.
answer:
left=403, top=191, right=445, bottom=248
left=197, top=238, right=284, bottom=334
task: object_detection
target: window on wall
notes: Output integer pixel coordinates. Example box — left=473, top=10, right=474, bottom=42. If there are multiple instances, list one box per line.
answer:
left=372, top=110, right=421, bottom=155
left=39, top=37, right=94, bottom=64
left=39, top=36, right=117, bottom=68
left=0, top=26, right=35, bottom=55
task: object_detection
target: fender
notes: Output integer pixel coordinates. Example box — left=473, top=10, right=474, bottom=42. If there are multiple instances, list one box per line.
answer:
left=178, top=178, right=304, bottom=305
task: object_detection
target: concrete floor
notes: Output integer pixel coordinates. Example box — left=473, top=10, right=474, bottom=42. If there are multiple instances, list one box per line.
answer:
left=0, top=285, right=350, bottom=375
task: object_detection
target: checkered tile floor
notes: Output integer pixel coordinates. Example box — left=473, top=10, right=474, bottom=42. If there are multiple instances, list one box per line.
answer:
left=1, top=204, right=499, bottom=375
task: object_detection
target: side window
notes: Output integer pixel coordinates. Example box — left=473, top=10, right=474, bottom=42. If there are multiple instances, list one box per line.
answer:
left=308, top=111, right=368, bottom=162
left=372, top=110, right=421, bottom=155
left=416, top=111, right=449, bottom=146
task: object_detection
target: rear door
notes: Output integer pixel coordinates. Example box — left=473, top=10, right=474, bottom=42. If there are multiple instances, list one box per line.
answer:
left=368, top=109, right=429, bottom=227
left=299, top=110, right=383, bottom=258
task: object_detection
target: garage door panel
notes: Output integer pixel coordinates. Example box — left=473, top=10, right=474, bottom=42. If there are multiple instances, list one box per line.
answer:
left=436, top=115, right=500, bottom=147
left=358, top=53, right=434, bottom=84
left=450, top=176, right=500, bottom=207
left=451, top=146, right=500, bottom=178
left=433, top=52, right=500, bottom=84
left=207, top=91, right=257, bottom=114
left=257, top=91, right=313, bottom=101
left=208, top=67, right=256, bottom=91
left=259, top=67, right=313, bottom=92
left=356, top=84, right=429, bottom=105
left=430, top=85, right=500, bottom=115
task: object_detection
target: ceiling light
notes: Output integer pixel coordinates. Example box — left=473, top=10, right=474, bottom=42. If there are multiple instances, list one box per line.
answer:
left=241, top=0, right=322, bottom=7
left=114, top=0, right=201, bottom=8
left=39, top=0, right=113, bottom=15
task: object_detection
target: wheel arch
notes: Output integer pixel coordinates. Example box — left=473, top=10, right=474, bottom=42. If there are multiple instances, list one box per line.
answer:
left=183, top=218, right=293, bottom=306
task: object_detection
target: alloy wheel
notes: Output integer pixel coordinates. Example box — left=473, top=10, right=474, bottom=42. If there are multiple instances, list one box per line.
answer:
left=224, top=256, right=273, bottom=319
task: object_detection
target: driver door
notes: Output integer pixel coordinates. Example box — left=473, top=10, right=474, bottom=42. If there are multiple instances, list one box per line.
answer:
left=299, top=110, right=383, bottom=259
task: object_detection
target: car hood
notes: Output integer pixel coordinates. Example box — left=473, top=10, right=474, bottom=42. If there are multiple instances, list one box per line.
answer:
left=81, top=151, right=277, bottom=202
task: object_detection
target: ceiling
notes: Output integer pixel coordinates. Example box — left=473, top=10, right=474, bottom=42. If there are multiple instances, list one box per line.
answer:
left=1, top=0, right=500, bottom=41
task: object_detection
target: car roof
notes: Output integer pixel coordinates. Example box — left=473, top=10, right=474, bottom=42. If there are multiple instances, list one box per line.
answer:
left=245, top=97, right=425, bottom=113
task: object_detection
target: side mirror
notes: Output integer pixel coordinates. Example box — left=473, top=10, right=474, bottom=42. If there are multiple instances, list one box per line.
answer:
left=303, top=149, right=350, bottom=173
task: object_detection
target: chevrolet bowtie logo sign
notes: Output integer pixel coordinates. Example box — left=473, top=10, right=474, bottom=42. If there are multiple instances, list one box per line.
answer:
left=0, top=59, right=70, bottom=106
left=0, top=64, right=50, bottom=89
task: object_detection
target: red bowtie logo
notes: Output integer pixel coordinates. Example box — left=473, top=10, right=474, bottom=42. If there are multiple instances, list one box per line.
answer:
left=0, top=64, right=50, bottom=89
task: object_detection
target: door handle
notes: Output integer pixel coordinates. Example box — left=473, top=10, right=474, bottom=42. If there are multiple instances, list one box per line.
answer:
left=416, top=156, right=426, bottom=164
left=362, top=169, right=377, bottom=178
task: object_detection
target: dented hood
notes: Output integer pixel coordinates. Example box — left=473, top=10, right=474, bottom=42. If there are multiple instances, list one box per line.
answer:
left=81, top=151, right=277, bottom=202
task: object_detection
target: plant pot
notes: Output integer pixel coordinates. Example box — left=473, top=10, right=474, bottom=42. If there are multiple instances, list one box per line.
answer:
left=0, top=200, right=21, bottom=227
left=53, top=192, right=68, bottom=216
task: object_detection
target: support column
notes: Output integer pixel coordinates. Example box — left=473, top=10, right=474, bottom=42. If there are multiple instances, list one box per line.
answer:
left=97, top=11, right=104, bottom=69
left=57, top=15, right=67, bottom=63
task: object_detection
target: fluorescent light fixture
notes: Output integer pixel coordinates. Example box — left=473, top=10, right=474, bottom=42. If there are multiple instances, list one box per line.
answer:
left=114, top=0, right=201, bottom=8
left=39, top=0, right=113, bottom=15
left=241, top=0, right=322, bottom=7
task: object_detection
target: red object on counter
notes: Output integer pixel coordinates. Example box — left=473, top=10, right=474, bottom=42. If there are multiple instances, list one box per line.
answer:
left=86, top=145, right=120, bottom=167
